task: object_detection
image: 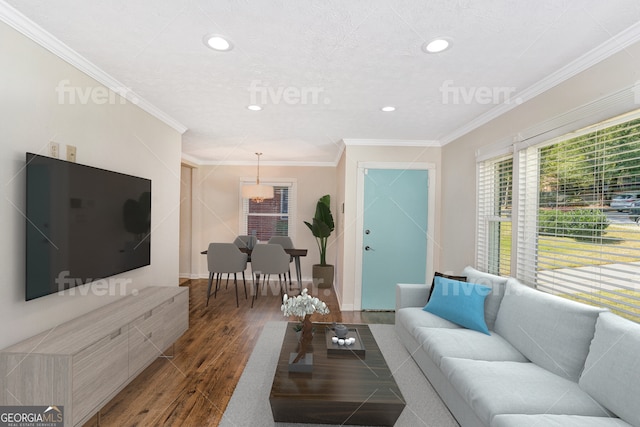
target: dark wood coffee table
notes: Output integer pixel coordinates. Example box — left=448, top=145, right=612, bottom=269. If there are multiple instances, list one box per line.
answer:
left=269, top=322, right=405, bottom=426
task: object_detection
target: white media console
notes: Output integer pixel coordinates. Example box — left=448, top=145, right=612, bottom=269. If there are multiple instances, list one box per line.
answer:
left=0, top=286, right=189, bottom=426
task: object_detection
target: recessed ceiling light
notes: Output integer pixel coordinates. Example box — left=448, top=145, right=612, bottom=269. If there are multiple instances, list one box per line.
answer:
left=203, top=34, right=233, bottom=51
left=247, top=105, right=262, bottom=111
left=381, top=106, right=396, bottom=112
left=423, top=38, right=451, bottom=53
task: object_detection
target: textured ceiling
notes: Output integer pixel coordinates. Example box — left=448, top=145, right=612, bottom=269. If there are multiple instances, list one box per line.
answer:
left=5, top=0, right=640, bottom=164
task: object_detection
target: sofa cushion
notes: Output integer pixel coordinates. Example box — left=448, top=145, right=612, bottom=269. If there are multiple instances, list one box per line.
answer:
left=462, top=266, right=508, bottom=331
left=424, top=276, right=491, bottom=335
left=494, top=279, right=605, bottom=382
left=491, top=414, right=631, bottom=427
left=414, top=327, right=528, bottom=368
left=395, top=283, right=430, bottom=310
left=440, top=358, right=613, bottom=426
left=427, top=271, right=467, bottom=302
left=396, top=307, right=462, bottom=337
left=579, top=312, right=640, bottom=427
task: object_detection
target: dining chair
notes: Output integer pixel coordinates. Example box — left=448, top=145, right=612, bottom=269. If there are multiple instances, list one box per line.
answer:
left=233, top=235, right=257, bottom=250
left=268, top=236, right=295, bottom=291
left=206, top=243, right=248, bottom=308
left=250, top=243, right=290, bottom=308
left=234, top=235, right=257, bottom=262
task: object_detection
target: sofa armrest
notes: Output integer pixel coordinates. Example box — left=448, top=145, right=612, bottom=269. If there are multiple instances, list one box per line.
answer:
left=395, top=283, right=430, bottom=311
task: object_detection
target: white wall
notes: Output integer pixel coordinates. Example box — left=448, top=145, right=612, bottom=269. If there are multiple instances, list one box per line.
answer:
left=440, top=40, right=640, bottom=274
left=188, top=164, right=337, bottom=283
left=335, top=152, right=347, bottom=303
left=179, top=165, right=193, bottom=278
left=0, top=22, right=182, bottom=348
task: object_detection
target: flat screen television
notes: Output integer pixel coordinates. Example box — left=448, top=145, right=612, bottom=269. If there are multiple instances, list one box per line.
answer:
left=25, top=153, right=151, bottom=300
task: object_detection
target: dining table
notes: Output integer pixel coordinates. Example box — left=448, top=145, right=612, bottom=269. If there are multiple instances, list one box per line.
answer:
left=201, top=247, right=308, bottom=291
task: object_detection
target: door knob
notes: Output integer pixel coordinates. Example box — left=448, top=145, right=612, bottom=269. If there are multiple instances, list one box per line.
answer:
left=365, top=229, right=371, bottom=234
left=365, top=245, right=373, bottom=251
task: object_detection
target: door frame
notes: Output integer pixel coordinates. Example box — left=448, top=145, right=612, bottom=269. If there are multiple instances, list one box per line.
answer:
left=354, top=162, right=436, bottom=310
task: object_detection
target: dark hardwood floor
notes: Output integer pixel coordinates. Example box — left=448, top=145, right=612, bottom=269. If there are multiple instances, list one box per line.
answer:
left=84, top=278, right=394, bottom=426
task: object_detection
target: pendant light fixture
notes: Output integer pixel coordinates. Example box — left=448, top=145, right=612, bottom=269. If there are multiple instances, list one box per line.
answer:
left=242, top=152, right=274, bottom=203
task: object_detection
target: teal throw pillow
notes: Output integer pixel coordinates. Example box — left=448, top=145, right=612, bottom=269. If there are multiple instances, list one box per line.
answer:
left=423, top=276, right=491, bottom=335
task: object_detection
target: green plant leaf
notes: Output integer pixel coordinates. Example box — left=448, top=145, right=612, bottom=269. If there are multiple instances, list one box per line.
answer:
left=315, top=200, right=334, bottom=233
left=304, top=194, right=335, bottom=265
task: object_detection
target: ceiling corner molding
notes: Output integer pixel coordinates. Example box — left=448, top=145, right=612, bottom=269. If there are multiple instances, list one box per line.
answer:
left=439, top=20, right=640, bottom=146
left=181, top=153, right=203, bottom=166
left=333, top=140, right=346, bottom=165
left=343, top=139, right=441, bottom=147
left=189, top=158, right=338, bottom=167
left=0, top=0, right=188, bottom=134
left=262, top=161, right=338, bottom=167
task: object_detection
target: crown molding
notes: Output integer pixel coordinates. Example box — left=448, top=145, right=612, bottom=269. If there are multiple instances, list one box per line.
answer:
left=180, top=154, right=337, bottom=167
left=182, top=138, right=440, bottom=166
left=0, top=0, right=188, bottom=134
left=180, top=153, right=202, bottom=167
left=182, top=140, right=345, bottom=167
left=439, top=20, right=640, bottom=146
left=343, top=139, right=441, bottom=147
left=333, top=140, right=346, bottom=165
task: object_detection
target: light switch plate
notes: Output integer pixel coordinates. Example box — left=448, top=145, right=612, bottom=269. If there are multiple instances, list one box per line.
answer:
left=67, top=145, right=77, bottom=162
left=49, top=141, right=59, bottom=158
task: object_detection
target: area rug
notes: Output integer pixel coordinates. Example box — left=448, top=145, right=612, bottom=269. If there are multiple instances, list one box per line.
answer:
left=219, top=321, right=458, bottom=427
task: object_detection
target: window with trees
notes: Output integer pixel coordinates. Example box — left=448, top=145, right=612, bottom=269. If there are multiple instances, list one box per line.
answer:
left=480, top=111, right=640, bottom=323
left=477, top=156, right=513, bottom=276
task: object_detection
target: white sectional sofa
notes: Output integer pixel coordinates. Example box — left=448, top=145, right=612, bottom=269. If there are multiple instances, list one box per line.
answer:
left=395, top=266, right=640, bottom=427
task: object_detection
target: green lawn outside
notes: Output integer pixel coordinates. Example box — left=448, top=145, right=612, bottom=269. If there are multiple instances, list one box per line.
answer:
left=497, top=221, right=640, bottom=322
left=498, top=223, right=640, bottom=269
left=498, top=221, right=512, bottom=277
left=539, top=224, right=640, bottom=268
left=565, top=290, right=640, bottom=323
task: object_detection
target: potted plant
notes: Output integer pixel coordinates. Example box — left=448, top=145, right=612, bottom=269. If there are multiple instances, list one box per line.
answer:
left=281, top=288, right=330, bottom=371
left=304, top=194, right=335, bottom=288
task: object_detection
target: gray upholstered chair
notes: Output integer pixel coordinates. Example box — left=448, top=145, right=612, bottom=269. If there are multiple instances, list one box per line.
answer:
left=268, top=236, right=295, bottom=290
left=250, top=243, right=290, bottom=307
left=233, top=235, right=257, bottom=250
left=234, top=235, right=257, bottom=262
left=206, top=243, right=248, bottom=308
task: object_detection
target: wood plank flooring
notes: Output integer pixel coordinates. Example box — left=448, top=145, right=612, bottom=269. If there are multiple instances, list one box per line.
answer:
left=84, top=278, right=394, bottom=426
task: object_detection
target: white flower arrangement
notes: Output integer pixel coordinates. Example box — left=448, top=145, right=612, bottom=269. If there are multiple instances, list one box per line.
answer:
left=281, top=288, right=330, bottom=319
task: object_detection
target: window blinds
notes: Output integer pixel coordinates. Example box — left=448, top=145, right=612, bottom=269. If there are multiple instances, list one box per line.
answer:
left=477, top=156, right=513, bottom=276
left=241, top=182, right=296, bottom=242
left=516, top=116, right=640, bottom=322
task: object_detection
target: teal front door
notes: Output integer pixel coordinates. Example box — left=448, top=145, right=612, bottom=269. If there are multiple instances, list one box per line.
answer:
left=361, top=168, right=428, bottom=310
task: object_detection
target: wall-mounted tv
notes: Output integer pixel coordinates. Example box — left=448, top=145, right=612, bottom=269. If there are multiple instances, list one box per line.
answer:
left=25, top=153, right=151, bottom=301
